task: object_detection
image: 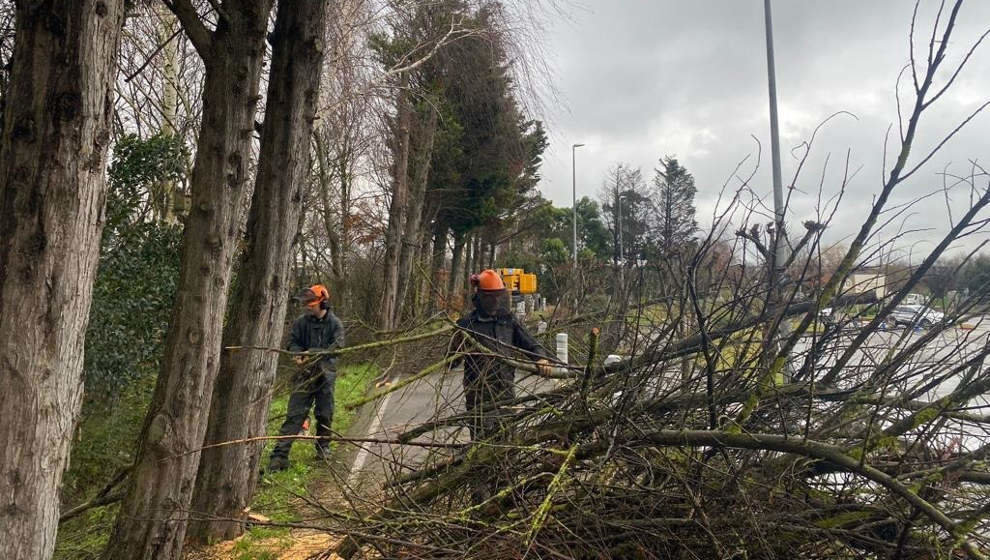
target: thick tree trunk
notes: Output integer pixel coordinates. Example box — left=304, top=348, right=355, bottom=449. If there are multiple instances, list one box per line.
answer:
left=188, top=0, right=328, bottom=543
left=105, top=2, right=274, bottom=559
left=0, top=3, right=124, bottom=560
left=395, top=108, right=437, bottom=324
left=379, top=86, right=411, bottom=330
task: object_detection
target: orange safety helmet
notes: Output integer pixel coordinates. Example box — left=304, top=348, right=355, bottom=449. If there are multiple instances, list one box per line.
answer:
left=469, top=269, right=505, bottom=291
left=295, top=284, right=330, bottom=310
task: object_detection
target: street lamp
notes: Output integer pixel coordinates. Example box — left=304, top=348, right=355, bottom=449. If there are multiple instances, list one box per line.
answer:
left=762, top=0, right=794, bottom=382
left=763, top=0, right=785, bottom=267
left=572, top=143, right=585, bottom=265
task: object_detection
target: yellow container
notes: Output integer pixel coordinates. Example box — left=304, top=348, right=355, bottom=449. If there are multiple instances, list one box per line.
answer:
left=519, top=273, right=538, bottom=294
left=495, top=268, right=537, bottom=293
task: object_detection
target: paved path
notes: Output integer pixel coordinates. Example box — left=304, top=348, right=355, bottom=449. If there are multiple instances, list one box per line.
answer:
left=345, top=367, right=556, bottom=492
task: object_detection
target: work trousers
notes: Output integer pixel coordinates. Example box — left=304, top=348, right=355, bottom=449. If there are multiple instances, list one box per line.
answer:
left=272, top=371, right=336, bottom=459
left=464, top=367, right=515, bottom=441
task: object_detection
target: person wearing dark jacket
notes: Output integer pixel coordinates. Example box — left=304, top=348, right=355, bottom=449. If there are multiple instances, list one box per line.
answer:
left=267, top=284, right=345, bottom=472
left=454, top=269, right=552, bottom=440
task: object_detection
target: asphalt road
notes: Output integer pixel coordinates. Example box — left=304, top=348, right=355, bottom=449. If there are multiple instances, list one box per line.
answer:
left=344, top=366, right=557, bottom=492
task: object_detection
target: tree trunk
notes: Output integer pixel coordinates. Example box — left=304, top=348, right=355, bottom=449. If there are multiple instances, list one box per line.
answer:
left=395, top=108, right=437, bottom=324
left=0, top=3, right=124, bottom=559
left=297, top=212, right=309, bottom=286
left=430, top=222, right=447, bottom=312
left=188, top=0, right=327, bottom=543
left=337, top=144, right=351, bottom=283
left=469, top=233, right=481, bottom=276
left=155, top=3, right=181, bottom=223
left=488, top=240, right=496, bottom=268
left=314, top=130, right=345, bottom=298
left=379, top=85, right=411, bottom=330
left=464, top=233, right=475, bottom=278
left=105, top=2, right=274, bottom=559
left=479, top=238, right=489, bottom=270
left=448, top=231, right=466, bottom=304
left=332, top=137, right=352, bottom=310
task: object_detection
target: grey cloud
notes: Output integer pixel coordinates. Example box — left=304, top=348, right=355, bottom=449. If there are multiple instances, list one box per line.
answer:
left=537, top=0, right=990, bottom=256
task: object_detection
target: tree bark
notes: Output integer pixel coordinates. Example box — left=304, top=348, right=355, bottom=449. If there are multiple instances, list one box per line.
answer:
left=337, top=144, right=351, bottom=284
left=469, top=233, right=481, bottom=277
left=154, top=2, right=180, bottom=223
left=448, top=231, right=466, bottom=304
left=430, top=222, right=447, bottom=312
left=188, top=0, right=328, bottom=543
left=0, top=3, right=124, bottom=559
left=379, top=84, right=411, bottom=330
left=326, top=141, right=348, bottom=286
left=315, top=126, right=350, bottom=306
left=477, top=239, right=489, bottom=272
left=395, top=107, right=437, bottom=324
left=105, top=2, right=274, bottom=559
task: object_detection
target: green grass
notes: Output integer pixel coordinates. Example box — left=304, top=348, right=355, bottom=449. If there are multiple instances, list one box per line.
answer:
left=53, top=362, right=378, bottom=560
left=235, top=362, right=379, bottom=558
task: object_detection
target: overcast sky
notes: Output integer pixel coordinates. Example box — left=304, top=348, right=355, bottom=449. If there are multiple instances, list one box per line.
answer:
left=534, top=0, right=990, bottom=259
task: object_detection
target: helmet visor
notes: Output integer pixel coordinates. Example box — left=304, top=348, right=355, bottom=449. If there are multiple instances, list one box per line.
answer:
left=293, top=287, right=324, bottom=310
left=477, top=289, right=509, bottom=316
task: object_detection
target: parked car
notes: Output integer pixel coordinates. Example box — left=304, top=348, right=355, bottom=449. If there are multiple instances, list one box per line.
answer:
left=887, top=304, right=945, bottom=328
left=902, top=293, right=926, bottom=306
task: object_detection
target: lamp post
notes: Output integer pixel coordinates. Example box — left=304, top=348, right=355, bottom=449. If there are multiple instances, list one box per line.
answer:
left=763, top=0, right=785, bottom=269
left=763, top=0, right=795, bottom=382
left=572, top=143, right=585, bottom=265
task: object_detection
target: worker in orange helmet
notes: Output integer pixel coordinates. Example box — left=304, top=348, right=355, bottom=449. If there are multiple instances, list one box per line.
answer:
left=267, top=284, right=345, bottom=472
left=453, top=269, right=552, bottom=441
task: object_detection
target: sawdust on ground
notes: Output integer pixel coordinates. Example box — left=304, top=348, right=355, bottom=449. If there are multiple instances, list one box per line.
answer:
left=189, top=529, right=344, bottom=560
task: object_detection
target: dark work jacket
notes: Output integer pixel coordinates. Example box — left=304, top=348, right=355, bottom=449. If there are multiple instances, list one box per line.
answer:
left=288, top=311, right=345, bottom=376
left=455, top=310, right=551, bottom=386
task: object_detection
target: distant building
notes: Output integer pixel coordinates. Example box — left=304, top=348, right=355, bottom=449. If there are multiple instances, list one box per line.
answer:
left=849, top=270, right=887, bottom=299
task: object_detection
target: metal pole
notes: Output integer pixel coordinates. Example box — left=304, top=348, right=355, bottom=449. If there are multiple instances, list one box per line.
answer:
left=571, top=143, right=584, bottom=265
left=764, top=0, right=785, bottom=266
left=763, top=0, right=794, bottom=383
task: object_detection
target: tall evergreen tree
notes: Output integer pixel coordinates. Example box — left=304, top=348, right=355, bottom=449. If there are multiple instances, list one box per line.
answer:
left=650, top=156, right=697, bottom=258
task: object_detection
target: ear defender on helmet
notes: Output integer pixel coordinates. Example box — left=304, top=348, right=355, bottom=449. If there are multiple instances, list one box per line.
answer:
left=294, top=284, right=330, bottom=310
